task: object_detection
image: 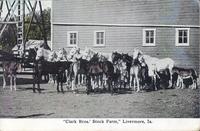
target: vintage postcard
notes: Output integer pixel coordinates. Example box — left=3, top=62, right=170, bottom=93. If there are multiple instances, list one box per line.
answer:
left=0, top=0, right=199, bottom=130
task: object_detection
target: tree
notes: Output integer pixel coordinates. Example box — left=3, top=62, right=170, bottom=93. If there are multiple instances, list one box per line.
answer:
left=0, top=23, right=17, bottom=52
left=25, top=8, right=51, bottom=41
left=0, top=8, right=51, bottom=52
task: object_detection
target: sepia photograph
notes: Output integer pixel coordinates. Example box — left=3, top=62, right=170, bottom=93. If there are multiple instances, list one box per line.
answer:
left=0, top=0, right=200, bottom=130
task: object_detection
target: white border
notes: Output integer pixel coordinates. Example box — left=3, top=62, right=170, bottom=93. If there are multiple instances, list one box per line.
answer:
left=67, top=31, right=79, bottom=47
left=175, top=28, right=190, bottom=47
left=142, top=28, right=156, bottom=47
left=94, top=30, right=106, bottom=47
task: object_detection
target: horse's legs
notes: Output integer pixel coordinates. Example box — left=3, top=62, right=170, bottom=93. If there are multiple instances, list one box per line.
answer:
left=154, top=75, right=157, bottom=91
left=168, top=70, right=173, bottom=88
left=91, top=76, right=95, bottom=90
left=129, top=75, right=132, bottom=88
left=78, top=74, right=80, bottom=85
left=61, top=82, right=64, bottom=93
left=10, top=75, right=13, bottom=91
left=136, top=76, right=140, bottom=92
left=3, top=74, right=6, bottom=89
left=133, top=78, right=136, bottom=91
left=33, top=74, right=36, bottom=93
left=57, top=80, right=60, bottom=92
left=13, top=75, right=17, bottom=91
left=37, top=74, right=41, bottom=93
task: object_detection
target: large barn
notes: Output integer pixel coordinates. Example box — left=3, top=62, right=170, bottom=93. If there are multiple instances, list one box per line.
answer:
left=51, top=0, right=200, bottom=73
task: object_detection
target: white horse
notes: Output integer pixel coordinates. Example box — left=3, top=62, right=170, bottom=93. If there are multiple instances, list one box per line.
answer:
left=56, top=48, right=68, bottom=61
left=68, top=47, right=82, bottom=92
left=130, top=60, right=141, bottom=92
left=81, top=47, right=96, bottom=61
left=136, top=49, right=175, bottom=89
left=35, top=47, right=52, bottom=61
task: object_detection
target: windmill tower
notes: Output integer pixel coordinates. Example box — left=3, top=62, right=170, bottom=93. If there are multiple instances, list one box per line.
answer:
left=0, top=0, right=49, bottom=58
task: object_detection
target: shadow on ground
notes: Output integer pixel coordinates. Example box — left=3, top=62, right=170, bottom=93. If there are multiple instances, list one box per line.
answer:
left=0, top=113, right=55, bottom=118
left=0, top=76, right=47, bottom=86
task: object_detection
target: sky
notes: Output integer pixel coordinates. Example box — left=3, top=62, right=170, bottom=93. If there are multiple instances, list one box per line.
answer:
left=1, top=0, right=52, bottom=18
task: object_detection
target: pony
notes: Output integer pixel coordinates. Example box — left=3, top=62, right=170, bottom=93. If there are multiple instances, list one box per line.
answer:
left=172, top=67, right=198, bottom=89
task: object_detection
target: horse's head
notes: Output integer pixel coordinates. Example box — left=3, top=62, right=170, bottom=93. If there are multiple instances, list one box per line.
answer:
left=112, top=51, right=122, bottom=64
left=69, top=47, right=79, bottom=60
left=48, top=50, right=58, bottom=62
left=98, top=53, right=107, bottom=62
left=133, top=48, right=143, bottom=60
left=90, top=53, right=99, bottom=64
left=57, top=48, right=68, bottom=61
left=35, top=47, right=44, bottom=61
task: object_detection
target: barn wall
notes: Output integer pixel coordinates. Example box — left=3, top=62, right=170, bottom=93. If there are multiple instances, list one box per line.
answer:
left=52, top=0, right=199, bottom=25
left=52, top=25, right=199, bottom=73
left=52, top=0, right=200, bottom=73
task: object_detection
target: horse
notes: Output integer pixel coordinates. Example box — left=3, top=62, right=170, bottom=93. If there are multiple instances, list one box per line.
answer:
left=134, top=49, right=174, bottom=90
left=121, top=53, right=133, bottom=88
left=0, top=51, right=21, bottom=91
left=88, top=53, right=104, bottom=91
left=2, top=61, right=21, bottom=91
left=33, top=47, right=71, bottom=93
left=141, top=55, right=174, bottom=88
left=172, top=67, right=198, bottom=89
left=130, top=58, right=141, bottom=92
left=133, top=49, right=158, bottom=90
left=68, top=47, right=87, bottom=92
left=86, top=53, right=115, bottom=94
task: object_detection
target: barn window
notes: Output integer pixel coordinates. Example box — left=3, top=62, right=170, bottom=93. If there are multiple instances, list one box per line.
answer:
left=176, top=28, right=190, bottom=46
left=94, top=30, right=105, bottom=46
left=143, top=29, right=156, bottom=46
left=67, top=31, right=78, bottom=47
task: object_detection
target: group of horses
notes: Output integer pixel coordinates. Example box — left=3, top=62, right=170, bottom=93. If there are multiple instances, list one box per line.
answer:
left=1, top=47, right=198, bottom=95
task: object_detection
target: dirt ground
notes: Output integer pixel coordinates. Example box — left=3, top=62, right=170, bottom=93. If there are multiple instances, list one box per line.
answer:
left=0, top=75, right=199, bottom=118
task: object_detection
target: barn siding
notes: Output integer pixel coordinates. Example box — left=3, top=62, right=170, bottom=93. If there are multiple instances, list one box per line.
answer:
left=52, top=0, right=199, bottom=25
left=52, top=26, right=199, bottom=72
left=52, top=0, right=200, bottom=73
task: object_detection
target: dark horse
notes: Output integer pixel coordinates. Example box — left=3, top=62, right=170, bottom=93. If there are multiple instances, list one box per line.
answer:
left=33, top=58, right=72, bottom=93
left=86, top=53, right=114, bottom=95
left=122, top=53, right=133, bottom=88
